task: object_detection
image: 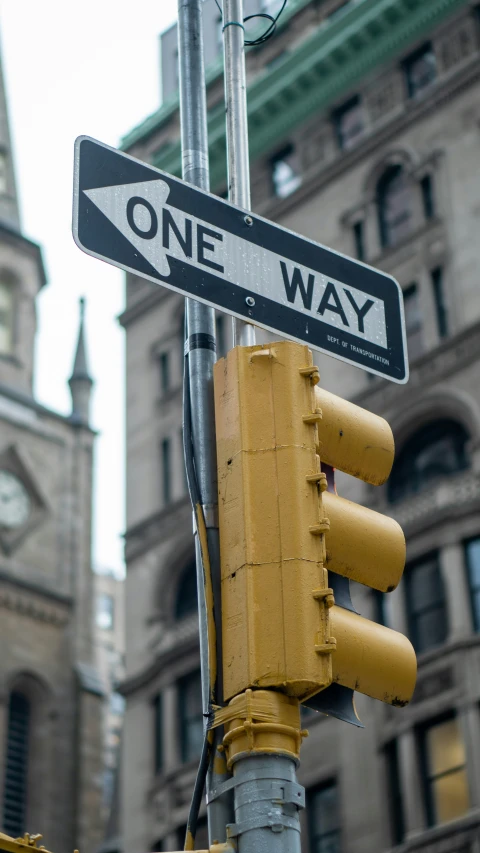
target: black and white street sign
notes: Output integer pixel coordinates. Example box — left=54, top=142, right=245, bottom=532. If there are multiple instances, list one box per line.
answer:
left=73, top=136, right=408, bottom=383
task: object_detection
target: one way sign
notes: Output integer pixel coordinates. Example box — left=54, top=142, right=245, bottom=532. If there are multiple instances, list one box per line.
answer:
left=73, top=136, right=408, bottom=383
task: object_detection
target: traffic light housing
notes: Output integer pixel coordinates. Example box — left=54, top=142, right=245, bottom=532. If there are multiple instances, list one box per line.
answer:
left=214, top=341, right=416, bottom=710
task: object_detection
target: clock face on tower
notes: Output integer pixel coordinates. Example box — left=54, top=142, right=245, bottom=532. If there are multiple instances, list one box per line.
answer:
left=0, top=469, right=31, bottom=529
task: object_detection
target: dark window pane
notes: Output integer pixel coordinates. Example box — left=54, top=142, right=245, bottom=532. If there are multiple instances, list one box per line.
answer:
left=388, top=419, right=470, bottom=504
left=353, top=221, right=364, bottom=261
left=154, top=694, right=163, bottom=773
left=175, top=559, right=198, bottom=620
left=406, top=556, right=447, bottom=654
left=385, top=740, right=405, bottom=844
left=159, top=352, right=170, bottom=394
left=3, top=692, right=30, bottom=836
left=421, top=174, right=435, bottom=220
left=404, top=43, right=437, bottom=98
left=308, top=781, right=340, bottom=853
left=373, top=590, right=390, bottom=627
left=161, top=438, right=171, bottom=505
left=334, top=96, right=364, bottom=151
left=431, top=268, right=448, bottom=338
left=378, top=165, right=413, bottom=249
left=465, top=538, right=480, bottom=631
left=271, top=146, right=301, bottom=198
left=179, top=671, right=203, bottom=763
left=216, top=313, right=226, bottom=359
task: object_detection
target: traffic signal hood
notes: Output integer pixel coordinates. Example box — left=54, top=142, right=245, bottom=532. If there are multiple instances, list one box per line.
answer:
left=214, top=341, right=416, bottom=709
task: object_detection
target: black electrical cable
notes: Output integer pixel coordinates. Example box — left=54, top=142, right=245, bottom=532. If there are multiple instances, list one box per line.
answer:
left=215, top=0, right=288, bottom=47
left=182, top=343, right=216, bottom=851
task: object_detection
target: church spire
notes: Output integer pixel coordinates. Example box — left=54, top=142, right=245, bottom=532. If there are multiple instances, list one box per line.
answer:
left=0, top=27, right=21, bottom=229
left=69, top=297, right=93, bottom=424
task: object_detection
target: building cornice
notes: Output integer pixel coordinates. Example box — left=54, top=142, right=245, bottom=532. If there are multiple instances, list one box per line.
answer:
left=0, top=570, right=72, bottom=625
left=123, top=0, right=467, bottom=191
left=120, top=0, right=313, bottom=151
left=352, top=317, right=480, bottom=416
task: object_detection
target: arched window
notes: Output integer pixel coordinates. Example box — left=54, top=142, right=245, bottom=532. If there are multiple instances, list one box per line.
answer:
left=388, top=419, right=470, bottom=504
left=3, top=691, right=30, bottom=835
left=377, top=165, right=413, bottom=249
left=0, top=280, right=14, bottom=354
left=174, top=559, right=198, bottom=620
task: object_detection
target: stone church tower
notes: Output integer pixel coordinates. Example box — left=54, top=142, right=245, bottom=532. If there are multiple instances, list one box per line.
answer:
left=0, top=39, right=104, bottom=853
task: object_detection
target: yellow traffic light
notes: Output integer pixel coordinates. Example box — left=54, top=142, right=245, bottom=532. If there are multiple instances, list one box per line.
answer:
left=214, top=340, right=416, bottom=710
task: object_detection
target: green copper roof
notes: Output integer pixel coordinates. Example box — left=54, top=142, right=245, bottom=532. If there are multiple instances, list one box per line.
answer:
left=122, top=0, right=467, bottom=189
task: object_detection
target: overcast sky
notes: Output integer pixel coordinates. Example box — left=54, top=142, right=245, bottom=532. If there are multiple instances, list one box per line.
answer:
left=0, top=0, right=180, bottom=575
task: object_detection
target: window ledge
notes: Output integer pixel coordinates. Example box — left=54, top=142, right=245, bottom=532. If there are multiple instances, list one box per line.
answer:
left=395, top=807, right=480, bottom=852
left=368, top=215, right=444, bottom=270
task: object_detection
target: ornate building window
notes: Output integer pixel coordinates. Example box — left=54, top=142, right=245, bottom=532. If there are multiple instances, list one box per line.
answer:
left=161, top=437, right=172, bottom=505
left=403, top=42, right=436, bottom=98
left=178, top=670, right=203, bottom=763
left=388, top=419, right=470, bottom=504
left=174, top=559, right=198, bottom=620
left=3, top=691, right=30, bottom=836
left=96, top=592, right=114, bottom=630
left=465, top=537, right=480, bottom=632
left=352, top=221, right=365, bottom=261
left=0, top=280, right=14, bottom=354
left=159, top=351, right=170, bottom=396
left=377, top=165, right=413, bottom=249
left=307, top=780, right=340, bottom=853
left=431, top=267, right=448, bottom=339
left=334, top=95, right=364, bottom=151
left=405, top=554, right=447, bottom=654
left=270, top=145, right=301, bottom=198
left=403, top=283, right=424, bottom=361
left=153, top=693, right=163, bottom=774
left=419, top=716, right=469, bottom=826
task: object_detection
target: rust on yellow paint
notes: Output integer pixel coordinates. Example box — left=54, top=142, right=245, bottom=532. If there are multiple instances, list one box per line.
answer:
left=214, top=340, right=416, bottom=714
left=330, top=606, right=416, bottom=705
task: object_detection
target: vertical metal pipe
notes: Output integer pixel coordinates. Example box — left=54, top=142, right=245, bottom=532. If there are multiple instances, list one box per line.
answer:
left=222, top=0, right=256, bottom=348
left=232, top=756, right=304, bottom=853
left=220, top=5, right=305, bottom=852
left=177, top=0, right=233, bottom=844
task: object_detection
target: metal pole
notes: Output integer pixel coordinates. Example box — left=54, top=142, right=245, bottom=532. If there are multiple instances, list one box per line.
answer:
left=177, top=0, right=233, bottom=845
left=220, top=3, right=304, bottom=852
left=222, top=0, right=256, bottom=348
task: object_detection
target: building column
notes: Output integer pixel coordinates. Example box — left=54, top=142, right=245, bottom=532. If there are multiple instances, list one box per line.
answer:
left=439, top=543, right=473, bottom=640
left=398, top=729, right=425, bottom=836
left=163, top=683, right=179, bottom=771
left=459, top=703, right=480, bottom=809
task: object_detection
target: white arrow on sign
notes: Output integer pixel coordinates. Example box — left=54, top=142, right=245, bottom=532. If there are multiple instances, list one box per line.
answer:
left=84, top=179, right=388, bottom=349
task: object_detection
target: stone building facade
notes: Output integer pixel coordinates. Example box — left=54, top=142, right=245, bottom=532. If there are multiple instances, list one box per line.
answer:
left=0, top=43, right=104, bottom=853
left=119, top=1, right=480, bottom=851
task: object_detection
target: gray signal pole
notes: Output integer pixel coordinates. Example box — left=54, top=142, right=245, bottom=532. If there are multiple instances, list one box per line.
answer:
left=218, top=3, right=304, bottom=853
left=177, top=0, right=233, bottom=846
left=223, top=0, right=256, bottom=348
